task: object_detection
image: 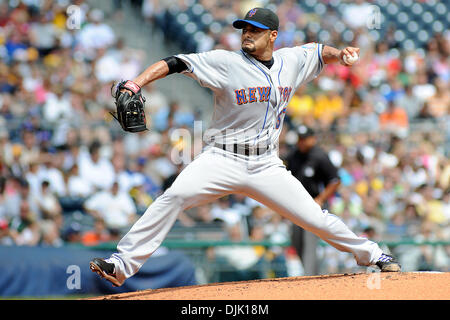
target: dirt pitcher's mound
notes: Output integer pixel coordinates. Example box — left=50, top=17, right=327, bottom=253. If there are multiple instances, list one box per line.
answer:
left=89, top=272, right=449, bottom=300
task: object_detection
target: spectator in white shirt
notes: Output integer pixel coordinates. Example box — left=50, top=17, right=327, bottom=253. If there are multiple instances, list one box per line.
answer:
left=94, top=47, right=121, bottom=83
left=63, top=164, right=94, bottom=198
left=84, top=181, right=137, bottom=230
left=77, top=9, right=116, bottom=51
left=9, top=199, right=41, bottom=246
left=342, top=0, right=374, bottom=29
left=29, top=13, right=57, bottom=56
left=78, top=141, right=115, bottom=191
left=25, top=161, right=43, bottom=200
left=210, top=196, right=242, bottom=227
left=112, top=154, right=140, bottom=193
left=37, top=152, right=66, bottom=197
left=35, top=180, right=63, bottom=227
left=42, top=86, right=73, bottom=124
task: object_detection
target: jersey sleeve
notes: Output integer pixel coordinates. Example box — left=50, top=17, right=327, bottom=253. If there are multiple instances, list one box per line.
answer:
left=175, top=50, right=229, bottom=91
left=293, top=42, right=324, bottom=87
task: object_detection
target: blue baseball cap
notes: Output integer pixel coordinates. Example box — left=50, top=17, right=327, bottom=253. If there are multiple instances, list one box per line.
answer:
left=233, top=8, right=279, bottom=31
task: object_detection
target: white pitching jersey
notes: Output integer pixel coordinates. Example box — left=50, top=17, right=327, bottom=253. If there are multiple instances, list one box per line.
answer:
left=176, top=43, right=324, bottom=150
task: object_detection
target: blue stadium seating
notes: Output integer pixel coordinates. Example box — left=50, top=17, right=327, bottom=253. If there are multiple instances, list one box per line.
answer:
left=155, top=0, right=449, bottom=53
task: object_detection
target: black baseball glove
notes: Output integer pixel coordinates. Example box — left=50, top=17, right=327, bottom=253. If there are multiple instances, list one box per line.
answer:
left=110, top=80, right=148, bottom=133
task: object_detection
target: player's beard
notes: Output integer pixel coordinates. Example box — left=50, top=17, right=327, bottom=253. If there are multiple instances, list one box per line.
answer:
left=242, top=43, right=256, bottom=53
left=242, top=46, right=256, bottom=54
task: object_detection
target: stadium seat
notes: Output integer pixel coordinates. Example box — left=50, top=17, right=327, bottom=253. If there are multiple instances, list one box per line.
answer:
left=398, top=0, right=412, bottom=6
left=431, top=21, right=445, bottom=34
left=396, top=11, right=409, bottom=25
left=421, top=11, right=435, bottom=24
left=303, top=0, right=318, bottom=13
left=434, top=2, right=447, bottom=16
left=386, top=2, right=400, bottom=16
left=410, top=3, right=424, bottom=17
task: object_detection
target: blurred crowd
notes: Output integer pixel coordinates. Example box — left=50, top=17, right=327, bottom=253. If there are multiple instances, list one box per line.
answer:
left=0, top=0, right=448, bottom=275
left=0, top=0, right=168, bottom=248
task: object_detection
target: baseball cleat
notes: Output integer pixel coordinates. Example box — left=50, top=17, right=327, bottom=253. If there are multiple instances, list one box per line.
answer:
left=375, top=253, right=401, bottom=272
left=90, top=258, right=121, bottom=287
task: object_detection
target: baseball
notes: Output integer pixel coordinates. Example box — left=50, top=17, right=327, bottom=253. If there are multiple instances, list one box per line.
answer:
left=343, top=52, right=359, bottom=65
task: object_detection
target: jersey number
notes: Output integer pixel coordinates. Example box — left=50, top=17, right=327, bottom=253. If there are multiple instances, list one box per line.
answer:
left=276, top=107, right=287, bottom=129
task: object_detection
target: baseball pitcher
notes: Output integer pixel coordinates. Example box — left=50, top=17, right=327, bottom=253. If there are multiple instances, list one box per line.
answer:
left=91, top=8, right=400, bottom=287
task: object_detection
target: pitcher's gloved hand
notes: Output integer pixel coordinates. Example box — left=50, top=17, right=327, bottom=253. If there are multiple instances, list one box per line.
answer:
left=110, top=80, right=148, bottom=133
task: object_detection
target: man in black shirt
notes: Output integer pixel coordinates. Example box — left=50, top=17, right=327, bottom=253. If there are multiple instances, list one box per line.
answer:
left=286, top=125, right=341, bottom=275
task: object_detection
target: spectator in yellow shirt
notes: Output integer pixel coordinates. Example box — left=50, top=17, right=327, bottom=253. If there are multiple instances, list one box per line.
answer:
left=287, top=87, right=314, bottom=122
left=313, top=90, right=345, bottom=127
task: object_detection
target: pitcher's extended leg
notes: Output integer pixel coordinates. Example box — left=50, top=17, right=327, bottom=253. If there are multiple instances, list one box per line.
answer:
left=244, top=156, right=383, bottom=267
left=107, top=149, right=247, bottom=285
